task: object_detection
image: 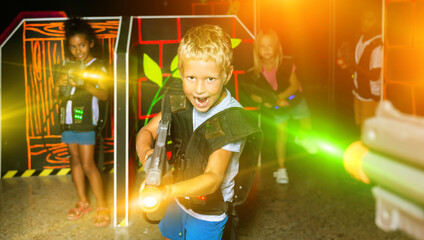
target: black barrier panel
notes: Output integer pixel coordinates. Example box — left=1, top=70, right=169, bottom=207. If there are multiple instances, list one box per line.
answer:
left=129, top=16, right=255, bottom=131
left=2, top=27, right=27, bottom=172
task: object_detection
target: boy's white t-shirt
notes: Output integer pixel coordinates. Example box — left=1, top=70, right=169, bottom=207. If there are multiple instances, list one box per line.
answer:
left=175, top=89, right=245, bottom=222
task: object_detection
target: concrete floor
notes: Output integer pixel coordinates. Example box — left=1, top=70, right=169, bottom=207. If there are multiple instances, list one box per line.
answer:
left=0, top=95, right=415, bottom=240
left=0, top=140, right=414, bottom=240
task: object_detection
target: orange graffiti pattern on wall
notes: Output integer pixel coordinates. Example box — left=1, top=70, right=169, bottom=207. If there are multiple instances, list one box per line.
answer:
left=22, top=20, right=118, bottom=169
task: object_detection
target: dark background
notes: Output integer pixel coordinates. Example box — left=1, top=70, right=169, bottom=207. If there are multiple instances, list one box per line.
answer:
left=1, top=0, right=382, bottom=160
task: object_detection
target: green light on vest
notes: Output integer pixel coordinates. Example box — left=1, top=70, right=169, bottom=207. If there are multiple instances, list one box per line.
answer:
left=74, top=108, right=84, bottom=121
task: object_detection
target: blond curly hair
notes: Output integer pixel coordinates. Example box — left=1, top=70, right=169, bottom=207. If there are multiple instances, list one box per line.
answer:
left=178, top=24, right=233, bottom=78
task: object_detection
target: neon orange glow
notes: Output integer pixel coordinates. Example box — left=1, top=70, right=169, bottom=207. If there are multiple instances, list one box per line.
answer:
left=343, top=141, right=370, bottom=184
left=385, top=0, right=424, bottom=116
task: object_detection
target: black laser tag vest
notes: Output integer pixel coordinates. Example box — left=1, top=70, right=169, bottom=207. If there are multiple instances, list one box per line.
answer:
left=58, top=59, right=106, bottom=132
left=162, top=79, right=263, bottom=215
left=241, top=59, right=303, bottom=114
left=356, top=36, right=382, bottom=100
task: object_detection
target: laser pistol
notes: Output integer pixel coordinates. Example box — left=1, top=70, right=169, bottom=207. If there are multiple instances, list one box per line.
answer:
left=61, top=60, right=85, bottom=98
left=139, top=112, right=171, bottom=213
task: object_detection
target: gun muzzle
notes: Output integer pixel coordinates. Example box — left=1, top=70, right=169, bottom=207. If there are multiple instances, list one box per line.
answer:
left=139, top=186, right=163, bottom=213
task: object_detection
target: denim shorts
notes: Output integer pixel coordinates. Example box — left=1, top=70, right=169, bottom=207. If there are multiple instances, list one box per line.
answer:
left=273, top=98, right=311, bottom=123
left=159, top=200, right=228, bottom=240
left=62, top=130, right=96, bottom=145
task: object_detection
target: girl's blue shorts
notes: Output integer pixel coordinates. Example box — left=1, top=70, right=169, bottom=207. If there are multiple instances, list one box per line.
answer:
left=62, top=130, right=96, bottom=145
left=159, top=200, right=228, bottom=240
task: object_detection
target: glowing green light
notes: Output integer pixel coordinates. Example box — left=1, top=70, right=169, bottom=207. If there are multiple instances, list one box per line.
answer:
left=317, top=141, right=342, bottom=155
left=74, top=108, right=84, bottom=121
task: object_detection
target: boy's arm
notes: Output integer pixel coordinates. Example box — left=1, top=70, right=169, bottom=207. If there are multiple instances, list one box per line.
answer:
left=136, top=112, right=162, bottom=166
left=163, top=148, right=233, bottom=198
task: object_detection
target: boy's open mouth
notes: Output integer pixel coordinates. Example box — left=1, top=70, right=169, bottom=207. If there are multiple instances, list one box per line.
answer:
left=195, top=97, right=209, bottom=106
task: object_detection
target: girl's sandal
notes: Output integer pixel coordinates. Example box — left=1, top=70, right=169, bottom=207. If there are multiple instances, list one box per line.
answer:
left=94, top=207, right=110, bottom=227
left=67, top=201, right=92, bottom=220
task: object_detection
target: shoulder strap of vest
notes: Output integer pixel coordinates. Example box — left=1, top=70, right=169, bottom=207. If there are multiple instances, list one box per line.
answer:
left=161, top=78, right=187, bottom=114
left=199, top=107, right=261, bottom=153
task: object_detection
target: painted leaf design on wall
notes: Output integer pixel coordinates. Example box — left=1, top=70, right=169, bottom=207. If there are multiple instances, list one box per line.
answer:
left=170, top=55, right=180, bottom=78
left=143, top=53, right=163, bottom=87
left=231, top=38, right=242, bottom=49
